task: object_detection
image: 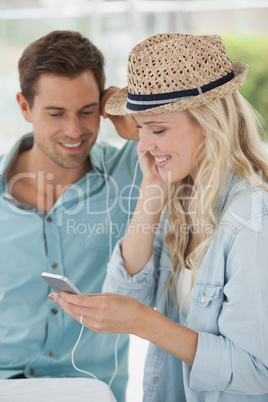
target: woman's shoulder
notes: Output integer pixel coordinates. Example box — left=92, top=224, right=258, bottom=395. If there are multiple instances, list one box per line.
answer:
left=220, top=174, right=268, bottom=231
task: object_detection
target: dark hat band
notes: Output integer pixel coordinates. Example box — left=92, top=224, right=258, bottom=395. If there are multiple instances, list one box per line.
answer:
left=126, top=71, right=235, bottom=111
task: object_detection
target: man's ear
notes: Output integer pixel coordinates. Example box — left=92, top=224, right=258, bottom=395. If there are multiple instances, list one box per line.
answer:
left=16, top=92, right=32, bottom=123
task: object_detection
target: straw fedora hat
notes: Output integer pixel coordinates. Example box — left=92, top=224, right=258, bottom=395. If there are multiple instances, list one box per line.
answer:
left=105, top=33, right=248, bottom=116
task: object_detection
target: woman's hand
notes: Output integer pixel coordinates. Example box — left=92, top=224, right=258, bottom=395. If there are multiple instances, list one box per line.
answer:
left=137, top=144, right=171, bottom=203
left=49, top=292, right=145, bottom=335
left=48, top=291, right=198, bottom=366
left=137, top=146, right=163, bottom=185
left=100, top=86, right=139, bottom=141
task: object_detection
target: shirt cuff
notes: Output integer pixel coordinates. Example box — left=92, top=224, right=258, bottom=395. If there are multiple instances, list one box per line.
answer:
left=102, top=239, right=156, bottom=303
left=190, top=331, right=231, bottom=391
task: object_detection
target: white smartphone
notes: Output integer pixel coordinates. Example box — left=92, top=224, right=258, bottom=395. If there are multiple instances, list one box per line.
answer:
left=41, top=272, right=82, bottom=295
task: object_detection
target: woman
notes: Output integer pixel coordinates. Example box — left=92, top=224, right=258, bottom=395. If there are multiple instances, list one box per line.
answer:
left=50, top=33, right=268, bottom=401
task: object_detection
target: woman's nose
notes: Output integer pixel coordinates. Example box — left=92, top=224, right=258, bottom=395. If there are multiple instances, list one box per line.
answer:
left=138, top=130, right=156, bottom=153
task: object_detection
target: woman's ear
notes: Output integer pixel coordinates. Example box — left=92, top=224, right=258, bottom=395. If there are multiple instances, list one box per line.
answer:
left=16, top=92, right=32, bottom=123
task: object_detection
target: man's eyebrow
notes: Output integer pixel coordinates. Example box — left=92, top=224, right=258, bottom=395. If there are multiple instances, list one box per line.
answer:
left=43, top=103, right=99, bottom=111
left=43, top=106, right=65, bottom=111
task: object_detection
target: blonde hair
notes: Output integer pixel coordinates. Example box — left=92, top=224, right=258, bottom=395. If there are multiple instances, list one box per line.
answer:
left=165, top=91, right=268, bottom=304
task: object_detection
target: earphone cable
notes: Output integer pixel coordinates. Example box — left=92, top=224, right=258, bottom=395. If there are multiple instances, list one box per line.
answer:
left=71, top=136, right=145, bottom=388
left=127, top=151, right=146, bottom=230
left=71, top=324, right=98, bottom=380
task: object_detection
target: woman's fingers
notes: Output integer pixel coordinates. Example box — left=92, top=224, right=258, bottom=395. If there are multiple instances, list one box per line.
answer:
left=49, top=292, right=107, bottom=331
left=48, top=292, right=142, bottom=334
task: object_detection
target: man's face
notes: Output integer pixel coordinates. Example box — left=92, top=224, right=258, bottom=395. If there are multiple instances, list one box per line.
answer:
left=19, top=71, right=100, bottom=170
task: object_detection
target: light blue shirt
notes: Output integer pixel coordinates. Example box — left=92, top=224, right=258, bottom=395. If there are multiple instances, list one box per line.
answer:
left=0, top=133, right=142, bottom=402
left=104, top=173, right=268, bottom=401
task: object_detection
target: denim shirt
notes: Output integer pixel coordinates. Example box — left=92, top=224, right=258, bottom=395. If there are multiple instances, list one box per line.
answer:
left=103, top=173, right=268, bottom=401
left=0, top=134, right=142, bottom=402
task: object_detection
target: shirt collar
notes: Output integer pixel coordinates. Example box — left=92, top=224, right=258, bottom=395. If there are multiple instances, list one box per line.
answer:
left=0, top=134, right=104, bottom=181
left=88, top=141, right=104, bottom=174
left=0, top=133, right=33, bottom=182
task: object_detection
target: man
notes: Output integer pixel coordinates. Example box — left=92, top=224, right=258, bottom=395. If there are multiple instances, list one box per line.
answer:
left=0, top=30, right=140, bottom=401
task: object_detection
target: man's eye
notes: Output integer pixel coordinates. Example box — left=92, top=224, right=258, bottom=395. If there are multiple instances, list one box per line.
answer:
left=50, top=113, right=61, bottom=117
left=82, top=110, right=93, bottom=115
left=136, top=125, right=142, bottom=129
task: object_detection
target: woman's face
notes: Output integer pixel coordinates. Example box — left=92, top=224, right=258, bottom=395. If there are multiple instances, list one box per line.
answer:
left=135, top=110, right=205, bottom=183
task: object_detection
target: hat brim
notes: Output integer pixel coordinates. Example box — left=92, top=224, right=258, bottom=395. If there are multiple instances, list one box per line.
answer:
left=105, top=61, right=248, bottom=116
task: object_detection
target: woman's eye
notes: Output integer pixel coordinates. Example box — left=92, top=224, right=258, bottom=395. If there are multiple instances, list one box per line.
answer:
left=136, top=125, right=142, bottom=129
left=153, top=129, right=166, bottom=134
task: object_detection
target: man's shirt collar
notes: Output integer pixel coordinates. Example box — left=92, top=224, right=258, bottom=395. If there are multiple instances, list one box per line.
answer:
left=0, top=133, right=104, bottom=180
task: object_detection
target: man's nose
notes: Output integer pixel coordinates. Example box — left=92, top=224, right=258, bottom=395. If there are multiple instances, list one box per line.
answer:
left=63, top=116, right=84, bottom=138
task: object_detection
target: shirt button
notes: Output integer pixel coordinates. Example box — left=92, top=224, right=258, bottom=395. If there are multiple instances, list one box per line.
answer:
left=29, top=369, right=35, bottom=376
left=52, top=263, right=58, bottom=269
left=47, top=217, right=52, bottom=223
left=47, top=352, right=53, bottom=358
left=201, top=294, right=206, bottom=303
left=153, top=376, right=159, bottom=384
left=51, top=308, right=58, bottom=315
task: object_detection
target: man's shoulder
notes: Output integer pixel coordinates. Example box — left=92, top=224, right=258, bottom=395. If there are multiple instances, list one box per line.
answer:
left=0, top=149, right=10, bottom=174
left=92, top=140, right=138, bottom=168
left=0, top=133, right=33, bottom=175
left=101, top=140, right=137, bottom=156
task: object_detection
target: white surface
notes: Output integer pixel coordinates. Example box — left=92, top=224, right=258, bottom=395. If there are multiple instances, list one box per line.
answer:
left=0, top=378, right=116, bottom=402
left=126, top=335, right=149, bottom=402
left=0, top=337, right=148, bottom=402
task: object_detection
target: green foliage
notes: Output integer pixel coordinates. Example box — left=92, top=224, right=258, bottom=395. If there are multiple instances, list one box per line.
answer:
left=223, top=35, right=268, bottom=141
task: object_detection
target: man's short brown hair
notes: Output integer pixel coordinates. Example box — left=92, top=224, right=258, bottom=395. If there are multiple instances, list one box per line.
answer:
left=18, top=30, right=105, bottom=108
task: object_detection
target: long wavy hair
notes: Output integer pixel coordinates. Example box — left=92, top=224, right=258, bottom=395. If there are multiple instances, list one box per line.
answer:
left=165, top=91, right=268, bottom=305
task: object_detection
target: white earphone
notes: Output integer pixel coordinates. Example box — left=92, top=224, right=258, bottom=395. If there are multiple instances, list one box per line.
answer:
left=71, top=134, right=146, bottom=387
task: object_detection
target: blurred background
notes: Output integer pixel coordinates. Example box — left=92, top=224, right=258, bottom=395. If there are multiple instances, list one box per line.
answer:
left=1, top=0, right=268, bottom=152
left=0, top=0, right=267, bottom=400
